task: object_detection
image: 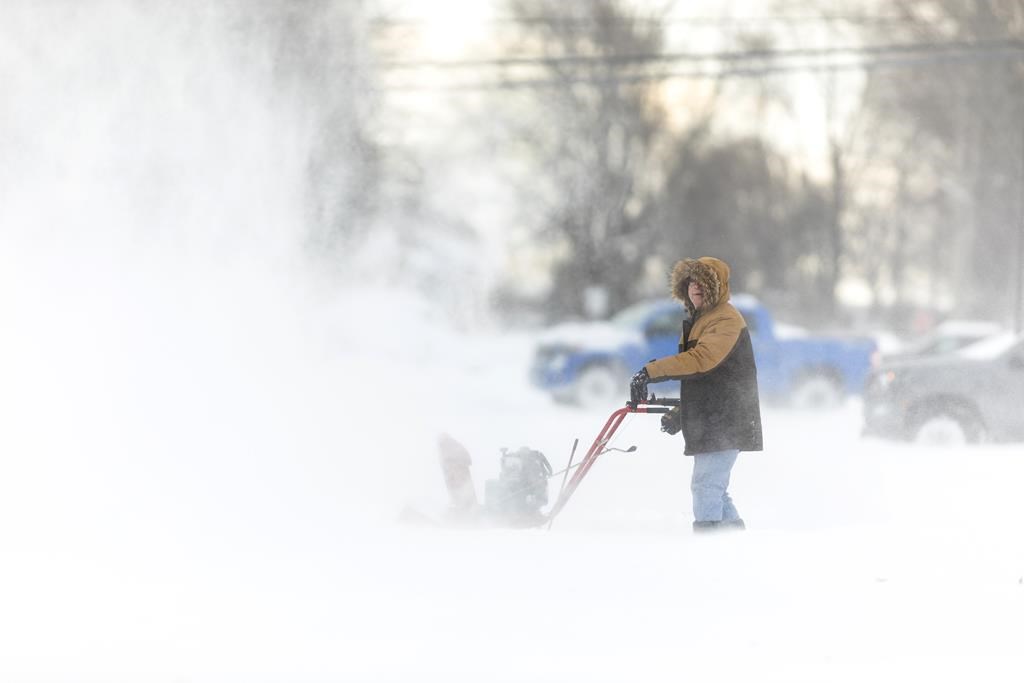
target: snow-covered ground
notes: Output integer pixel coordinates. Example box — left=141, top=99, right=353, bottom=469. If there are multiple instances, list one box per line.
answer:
left=3, top=4, right=1022, bottom=679
left=3, top=295, right=1023, bottom=682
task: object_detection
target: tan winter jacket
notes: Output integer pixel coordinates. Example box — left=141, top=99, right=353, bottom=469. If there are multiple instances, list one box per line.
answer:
left=644, top=257, right=763, bottom=454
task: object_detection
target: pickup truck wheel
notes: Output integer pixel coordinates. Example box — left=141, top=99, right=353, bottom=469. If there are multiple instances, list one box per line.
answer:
left=573, top=364, right=624, bottom=410
left=790, top=374, right=843, bottom=411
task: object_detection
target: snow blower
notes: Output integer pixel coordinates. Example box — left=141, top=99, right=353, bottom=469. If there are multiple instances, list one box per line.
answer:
left=436, top=385, right=679, bottom=529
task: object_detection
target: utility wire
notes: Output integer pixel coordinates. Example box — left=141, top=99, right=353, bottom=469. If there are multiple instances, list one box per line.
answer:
left=379, top=41, right=1024, bottom=92
left=369, top=14, right=981, bottom=28
left=374, top=38, right=1024, bottom=71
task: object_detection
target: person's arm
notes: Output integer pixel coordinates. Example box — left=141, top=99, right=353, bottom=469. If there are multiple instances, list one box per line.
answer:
left=644, top=314, right=744, bottom=380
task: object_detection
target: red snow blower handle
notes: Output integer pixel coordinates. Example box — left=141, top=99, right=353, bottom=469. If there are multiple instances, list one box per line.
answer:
left=545, top=397, right=679, bottom=527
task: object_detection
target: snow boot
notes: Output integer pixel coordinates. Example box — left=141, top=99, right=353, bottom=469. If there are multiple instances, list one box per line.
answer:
left=692, top=519, right=746, bottom=533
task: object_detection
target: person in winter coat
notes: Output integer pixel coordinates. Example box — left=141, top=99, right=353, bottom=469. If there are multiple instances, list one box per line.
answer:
left=631, top=256, right=763, bottom=532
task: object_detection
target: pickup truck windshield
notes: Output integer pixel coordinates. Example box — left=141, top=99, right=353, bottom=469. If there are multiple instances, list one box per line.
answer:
left=611, top=301, right=659, bottom=329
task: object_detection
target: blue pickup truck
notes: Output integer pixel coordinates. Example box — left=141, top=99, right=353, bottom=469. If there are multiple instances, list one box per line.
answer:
left=530, top=295, right=878, bottom=409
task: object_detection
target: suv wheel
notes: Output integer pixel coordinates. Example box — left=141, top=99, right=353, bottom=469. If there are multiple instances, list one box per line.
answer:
left=913, top=410, right=983, bottom=446
left=573, top=364, right=623, bottom=410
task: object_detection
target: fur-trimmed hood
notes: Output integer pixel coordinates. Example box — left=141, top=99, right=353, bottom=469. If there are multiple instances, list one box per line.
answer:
left=670, top=256, right=732, bottom=317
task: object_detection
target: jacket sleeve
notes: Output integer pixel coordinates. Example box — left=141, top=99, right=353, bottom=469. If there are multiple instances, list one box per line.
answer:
left=644, top=311, right=744, bottom=380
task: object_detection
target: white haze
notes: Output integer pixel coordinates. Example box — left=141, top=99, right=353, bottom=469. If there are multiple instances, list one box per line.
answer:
left=0, top=4, right=460, bottom=677
left=3, top=3, right=1024, bottom=682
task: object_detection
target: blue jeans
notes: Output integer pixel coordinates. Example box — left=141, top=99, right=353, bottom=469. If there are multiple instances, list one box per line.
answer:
left=691, top=449, right=741, bottom=522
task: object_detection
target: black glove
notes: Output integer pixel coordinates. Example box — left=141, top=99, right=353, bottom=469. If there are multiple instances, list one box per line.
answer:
left=660, top=406, right=682, bottom=435
left=629, top=368, right=649, bottom=404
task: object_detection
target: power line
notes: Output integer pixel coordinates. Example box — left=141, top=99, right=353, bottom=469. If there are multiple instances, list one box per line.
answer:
left=378, top=42, right=1024, bottom=92
left=374, top=38, right=1024, bottom=71
left=369, top=14, right=966, bottom=28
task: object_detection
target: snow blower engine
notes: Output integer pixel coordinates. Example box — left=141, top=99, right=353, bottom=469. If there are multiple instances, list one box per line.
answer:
left=483, top=447, right=553, bottom=525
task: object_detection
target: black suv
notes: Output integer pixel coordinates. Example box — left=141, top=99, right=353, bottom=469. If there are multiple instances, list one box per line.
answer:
left=863, top=333, right=1024, bottom=444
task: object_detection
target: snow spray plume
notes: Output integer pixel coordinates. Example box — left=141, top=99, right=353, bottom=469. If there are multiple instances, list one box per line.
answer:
left=0, top=1, right=420, bottom=581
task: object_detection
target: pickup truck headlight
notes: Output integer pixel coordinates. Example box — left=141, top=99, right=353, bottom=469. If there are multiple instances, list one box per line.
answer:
left=546, top=351, right=571, bottom=373
left=534, top=347, right=578, bottom=374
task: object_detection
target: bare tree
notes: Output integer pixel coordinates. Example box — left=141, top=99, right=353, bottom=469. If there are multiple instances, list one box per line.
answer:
left=647, top=133, right=832, bottom=319
left=495, top=0, right=674, bottom=319
left=859, top=0, right=1024, bottom=322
